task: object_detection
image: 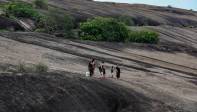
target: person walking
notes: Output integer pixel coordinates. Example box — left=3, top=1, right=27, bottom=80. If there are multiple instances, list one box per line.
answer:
left=116, top=65, right=120, bottom=79
left=98, top=63, right=103, bottom=76
left=111, top=66, right=114, bottom=78
left=98, top=61, right=105, bottom=78
left=102, top=63, right=106, bottom=78
left=88, top=59, right=96, bottom=77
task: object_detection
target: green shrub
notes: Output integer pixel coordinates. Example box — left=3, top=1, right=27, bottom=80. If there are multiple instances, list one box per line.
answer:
left=37, top=9, right=74, bottom=37
left=80, top=35, right=97, bottom=41
left=4, top=1, right=42, bottom=21
left=16, top=63, right=27, bottom=73
left=118, top=15, right=135, bottom=26
left=16, top=63, right=34, bottom=73
left=80, top=17, right=129, bottom=42
left=15, top=62, right=48, bottom=73
left=128, top=30, right=159, bottom=44
left=35, top=62, right=48, bottom=73
left=34, top=0, right=48, bottom=9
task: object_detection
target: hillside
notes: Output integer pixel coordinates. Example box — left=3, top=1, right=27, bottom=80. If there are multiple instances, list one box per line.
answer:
left=1, top=0, right=197, bottom=27
left=0, top=30, right=197, bottom=111
left=20, top=0, right=197, bottom=27
left=0, top=72, right=145, bottom=112
left=0, top=0, right=197, bottom=112
left=1, top=0, right=197, bottom=30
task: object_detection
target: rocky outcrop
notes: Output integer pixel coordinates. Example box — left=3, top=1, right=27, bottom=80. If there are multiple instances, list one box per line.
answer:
left=0, top=16, right=24, bottom=31
left=0, top=72, right=170, bottom=112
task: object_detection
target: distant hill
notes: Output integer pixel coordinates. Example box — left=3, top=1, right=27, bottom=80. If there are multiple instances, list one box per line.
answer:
left=1, top=0, right=197, bottom=27
left=17, top=0, right=197, bottom=27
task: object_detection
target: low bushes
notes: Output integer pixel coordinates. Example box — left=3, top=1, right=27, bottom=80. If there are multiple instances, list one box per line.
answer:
left=34, top=0, right=48, bottom=9
left=80, top=17, right=129, bottom=42
left=80, top=17, right=159, bottom=43
left=34, top=28, right=46, bottom=33
left=16, top=62, right=48, bottom=73
left=128, top=30, right=159, bottom=44
left=16, top=63, right=27, bottom=73
left=34, top=63, right=48, bottom=73
left=2, top=1, right=159, bottom=43
left=117, top=15, right=135, bottom=26
left=37, top=9, right=74, bottom=38
left=3, top=1, right=74, bottom=38
left=4, top=1, right=42, bottom=21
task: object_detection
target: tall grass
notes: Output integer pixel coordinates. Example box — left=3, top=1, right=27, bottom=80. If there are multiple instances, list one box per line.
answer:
left=15, top=62, right=48, bottom=73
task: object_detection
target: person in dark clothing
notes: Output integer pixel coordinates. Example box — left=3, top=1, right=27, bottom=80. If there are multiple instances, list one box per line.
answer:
left=102, top=65, right=106, bottom=78
left=98, top=61, right=105, bottom=78
left=88, top=59, right=95, bottom=77
left=98, top=64, right=103, bottom=76
left=111, top=66, right=114, bottom=78
left=116, top=66, right=120, bottom=79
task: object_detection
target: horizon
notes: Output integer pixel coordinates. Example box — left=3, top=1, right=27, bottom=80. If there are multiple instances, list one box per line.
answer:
left=95, top=0, right=197, bottom=11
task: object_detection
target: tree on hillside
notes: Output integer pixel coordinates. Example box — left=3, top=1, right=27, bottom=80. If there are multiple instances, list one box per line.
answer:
left=80, top=17, right=129, bottom=42
left=37, top=8, right=74, bottom=37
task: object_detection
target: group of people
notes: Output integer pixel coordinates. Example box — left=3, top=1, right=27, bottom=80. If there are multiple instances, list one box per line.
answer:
left=88, top=59, right=121, bottom=79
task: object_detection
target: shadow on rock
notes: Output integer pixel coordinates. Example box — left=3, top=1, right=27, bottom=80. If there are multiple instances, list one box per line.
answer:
left=0, top=72, right=180, bottom=112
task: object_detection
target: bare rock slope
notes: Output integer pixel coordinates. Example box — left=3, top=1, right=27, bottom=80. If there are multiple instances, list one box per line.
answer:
left=23, top=0, right=197, bottom=27
left=0, top=72, right=173, bottom=112
left=0, top=27, right=197, bottom=111
left=0, top=0, right=197, bottom=112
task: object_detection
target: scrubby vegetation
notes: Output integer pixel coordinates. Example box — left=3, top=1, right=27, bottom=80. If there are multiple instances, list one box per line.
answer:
left=4, top=1, right=42, bottom=21
left=80, top=17, right=129, bottom=42
left=16, top=62, right=48, bottom=73
left=34, top=0, right=48, bottom=9
left=37, top=9, right=74, bottom=38
left=1, top=0, right=74, bottom=38
left=16, top=63, right=27, bottom=73
left=128, top=30, right=159, bottom=44
left=80, top=17, right=159, bottom=43
left=118, top=15, right=135, bottom=26
left=1, top=1, right=159, bottom=43
left=34, top=62, right=49, bottom=73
